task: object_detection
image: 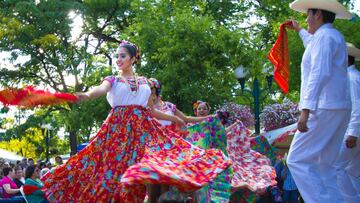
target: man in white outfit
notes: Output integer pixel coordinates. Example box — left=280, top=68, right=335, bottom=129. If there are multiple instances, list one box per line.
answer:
left=286, top=0, right=352, bottom=203
left=336, top=43, right=360, bottom=203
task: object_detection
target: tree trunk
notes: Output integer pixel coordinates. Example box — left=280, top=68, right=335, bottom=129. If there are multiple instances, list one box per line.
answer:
left=69, top=130, right=77, bottom=156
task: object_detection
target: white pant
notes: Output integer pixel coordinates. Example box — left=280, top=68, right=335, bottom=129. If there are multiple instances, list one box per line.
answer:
left=287, top=109, right=350, bottom=203
left=336, top=136, right=360, bottom=203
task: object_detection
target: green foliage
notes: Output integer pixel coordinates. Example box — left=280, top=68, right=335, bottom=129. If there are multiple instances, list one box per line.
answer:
left=127, top=1, right=247, bottom=113
left=0, top=127, right=69, bottom=159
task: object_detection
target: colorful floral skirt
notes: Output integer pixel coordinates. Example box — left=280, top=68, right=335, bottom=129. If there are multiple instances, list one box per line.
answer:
left=185, top=116, right=232, bottom=203
left=250, top=135, right=277, bottom=166
left=42, top=105, right=230, bottom=203
left=227, top=123, right=276, bottom=193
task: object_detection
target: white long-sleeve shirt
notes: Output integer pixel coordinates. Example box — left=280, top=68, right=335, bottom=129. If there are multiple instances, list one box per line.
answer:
left=298, top=23, right=351, bottom=111
left=346, top=65, right=360, bottom=138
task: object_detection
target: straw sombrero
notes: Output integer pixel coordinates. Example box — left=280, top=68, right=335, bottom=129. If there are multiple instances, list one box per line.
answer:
left=290, top=0, right=352, bottom=19
left=347, top=42, right=360, bottom=60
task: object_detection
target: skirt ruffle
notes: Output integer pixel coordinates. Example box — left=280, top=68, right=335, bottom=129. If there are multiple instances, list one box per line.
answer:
left=227, top=123, right=277, bottom=193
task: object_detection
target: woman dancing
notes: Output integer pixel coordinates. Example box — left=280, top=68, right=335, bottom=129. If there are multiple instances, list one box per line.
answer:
left=41, top=41, right=231, bottom=202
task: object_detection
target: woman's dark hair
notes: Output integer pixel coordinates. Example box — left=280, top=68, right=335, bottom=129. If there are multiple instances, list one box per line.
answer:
left=120, top=44, right=137, bottom=59
left=39, top=161, right=46, bottom=169
left=309, top=9, right=336, bottom=23
left=3, top=167, right=13, bottom=176
left=119, top=43, right=141, bottom=65
left=348, top=55, right=355, bottom=66
left=148, top=78, right=162, bottom=96
left=25, top=165, right=37, bottom=179
left=14, top=166, right=22, bottom=172
left=216, top=110, right=230, bottom=125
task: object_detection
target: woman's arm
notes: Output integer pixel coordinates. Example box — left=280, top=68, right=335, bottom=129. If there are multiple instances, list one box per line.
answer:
left=225, top=121, right=239, bottom=133
left=3, top=184, right=20, bottom=194
left=147, top=96, right=185, bottom=126
left=76, top=80, right=111, bottom=102
left=175, top=109, right=210, bottom=123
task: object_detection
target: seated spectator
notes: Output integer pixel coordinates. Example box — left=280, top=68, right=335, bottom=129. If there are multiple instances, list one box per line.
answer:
left=0, top=167, right=21, bottom=198
left=0, top=158, right=5, bottom=179
left=54, top=156, right=63, bottom=166
left=20, top=158, right=28, bottom=170
left=39, top=168, right=50, bottom=178
left=13, top=166, right=24, bottom=196
left=27, top=158, right=34, bottom=167
left=24, top=165, right=49, bottom=203
left=38, top=162, right=46, bottom=170
left=45, top=162, right=52, bottom=169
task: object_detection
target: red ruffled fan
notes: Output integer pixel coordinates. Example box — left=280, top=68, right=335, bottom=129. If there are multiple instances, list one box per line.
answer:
left=0, top=86, right=77, bottom=107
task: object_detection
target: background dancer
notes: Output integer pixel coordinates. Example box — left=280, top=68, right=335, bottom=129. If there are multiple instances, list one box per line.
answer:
left=336, top=42, right=360, bottom=203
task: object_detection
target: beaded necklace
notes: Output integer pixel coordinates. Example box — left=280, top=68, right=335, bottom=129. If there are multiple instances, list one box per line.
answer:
left=119, top=74, right=139, bottom=96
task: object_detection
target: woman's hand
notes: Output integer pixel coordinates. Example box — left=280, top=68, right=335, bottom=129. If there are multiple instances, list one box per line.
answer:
left=75, top=92, right=90, bottom=102
left=174, top=116, right=186, bottom=127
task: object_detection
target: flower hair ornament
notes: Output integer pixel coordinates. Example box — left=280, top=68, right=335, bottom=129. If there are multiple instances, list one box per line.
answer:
left=148, top=78, right=162, bottom=96
left=192, top=100, right=201, bottom=112
left=119, top=40, right=141, bottom=65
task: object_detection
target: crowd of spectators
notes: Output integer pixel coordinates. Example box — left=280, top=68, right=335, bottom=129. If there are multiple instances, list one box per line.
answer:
left=0, top=156, right=63, bottom=203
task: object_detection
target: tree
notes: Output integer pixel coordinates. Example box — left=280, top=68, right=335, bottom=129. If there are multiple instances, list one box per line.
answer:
left=124, top=0, right=253, bottom=113
left=0, top=0, right=114, bottom=155
left=0, top=125, right=69, bottom=159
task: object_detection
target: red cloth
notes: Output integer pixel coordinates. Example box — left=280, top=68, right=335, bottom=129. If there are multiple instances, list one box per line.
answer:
left=23, top=185, right=39, bottom=195
left=268, top=22, right=292, bottom=94
left=0, top=86, right=77, bottom=107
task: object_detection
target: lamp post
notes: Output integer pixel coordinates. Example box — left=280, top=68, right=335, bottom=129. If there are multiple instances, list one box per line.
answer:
left=235, top=65, right=273, bottom=135
left=41, top=123, right=53, bottom=162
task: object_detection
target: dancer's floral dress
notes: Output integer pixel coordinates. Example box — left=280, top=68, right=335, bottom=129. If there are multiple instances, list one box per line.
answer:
left=185, top=119, right=277, bottom=203
left=186, top=116, right=233, bottom=203
left=227, top=122, right=276, bottom=193
left=41, top=76, right=231, bottom=203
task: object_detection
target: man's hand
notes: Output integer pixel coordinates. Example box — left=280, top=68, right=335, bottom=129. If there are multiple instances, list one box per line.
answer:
left=345, top=136, right=357, bottom=148
left=297, top=109, right=309, bottom=132
left=285, top=20, right=302, bottom=32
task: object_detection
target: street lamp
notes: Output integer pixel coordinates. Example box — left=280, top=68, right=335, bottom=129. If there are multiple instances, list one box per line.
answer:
left=262, top=64, right=274, bottom=93
left=41, top=123, right=53, bottom=162
left=235, top=65, right=273, bottom=135
left=234, top=65, right=248, bottom=92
